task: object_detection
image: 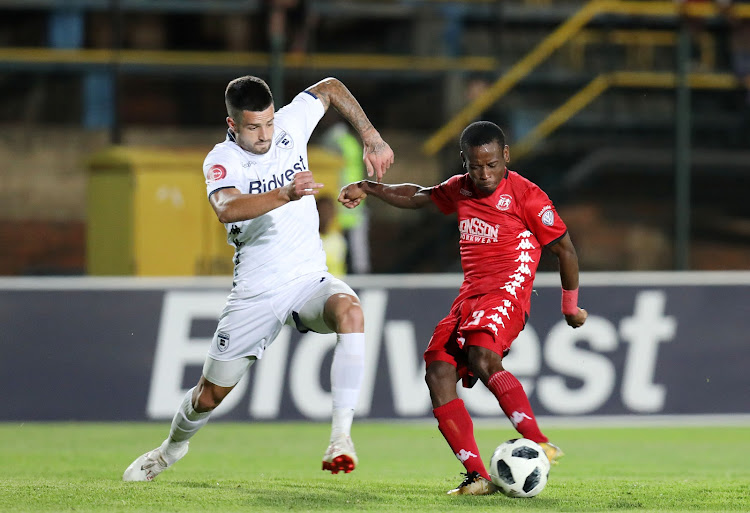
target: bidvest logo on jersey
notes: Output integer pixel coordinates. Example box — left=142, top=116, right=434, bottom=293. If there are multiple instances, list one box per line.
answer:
left=249, top=155, right=307, bottom=194
left=459, top=217, right=499, bottom=243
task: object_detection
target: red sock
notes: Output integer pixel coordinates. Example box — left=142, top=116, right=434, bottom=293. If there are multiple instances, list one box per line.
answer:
left=433, top=398, right=489, bottom=480
left=487, top=370, right=548, bottom=444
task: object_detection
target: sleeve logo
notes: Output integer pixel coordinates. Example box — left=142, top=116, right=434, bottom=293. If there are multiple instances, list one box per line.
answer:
left=207, top=164, right=227, bottom=182
left=538, top=205, right=555, bottom=226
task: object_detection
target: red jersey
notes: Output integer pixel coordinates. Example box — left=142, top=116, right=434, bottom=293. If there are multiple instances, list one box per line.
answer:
left=430, top=169, right=567, bottom=313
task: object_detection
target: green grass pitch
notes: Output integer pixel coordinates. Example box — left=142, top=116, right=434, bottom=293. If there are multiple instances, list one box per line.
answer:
left=1, top=422, right=748, bottom=512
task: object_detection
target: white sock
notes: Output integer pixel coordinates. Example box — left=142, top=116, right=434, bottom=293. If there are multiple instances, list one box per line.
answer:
left=163, top=386, right=210, bottom=460
left=330, top=333, right=365, bottom=439
left=331, top=409, right=355, bottom=441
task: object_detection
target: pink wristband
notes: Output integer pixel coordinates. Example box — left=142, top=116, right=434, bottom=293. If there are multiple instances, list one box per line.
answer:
left=561, top=287, right=579, bottom=315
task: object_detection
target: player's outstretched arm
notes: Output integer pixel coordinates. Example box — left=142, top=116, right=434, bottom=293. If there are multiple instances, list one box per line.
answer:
left=338, top=180, right=432, bottom=210
left=307, top=78, right=394, bottom=182
left=546, top=232, right=588, bottom=328
left=210, top=171, right=323, bottom=223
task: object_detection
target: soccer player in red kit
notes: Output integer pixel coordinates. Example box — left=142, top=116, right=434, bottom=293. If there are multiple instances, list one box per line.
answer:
left=338, top=121, right=587, bottom=495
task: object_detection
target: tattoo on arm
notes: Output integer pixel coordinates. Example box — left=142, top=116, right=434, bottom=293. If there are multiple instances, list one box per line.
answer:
left=308, top=77, right=374, bottom=136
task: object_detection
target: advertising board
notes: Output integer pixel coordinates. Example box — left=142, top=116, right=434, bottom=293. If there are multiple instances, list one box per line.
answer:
left=1, top=273, right=748, bottom=421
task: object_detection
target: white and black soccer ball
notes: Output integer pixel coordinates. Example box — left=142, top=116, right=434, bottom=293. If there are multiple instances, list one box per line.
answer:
left=489, top=438, right=551, bottom=498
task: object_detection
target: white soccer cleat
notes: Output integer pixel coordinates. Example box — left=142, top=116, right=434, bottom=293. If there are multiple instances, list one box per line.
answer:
left=122, top=441, right=189, bottom=482
left=322, top=434, right=358, bottom=474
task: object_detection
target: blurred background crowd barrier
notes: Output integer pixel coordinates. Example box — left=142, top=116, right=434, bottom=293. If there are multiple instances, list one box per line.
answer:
left=1, top=0, right=749, bottom=276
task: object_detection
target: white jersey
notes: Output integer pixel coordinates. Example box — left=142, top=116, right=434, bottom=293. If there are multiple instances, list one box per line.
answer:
left=203, top=91, right=327, bottom=297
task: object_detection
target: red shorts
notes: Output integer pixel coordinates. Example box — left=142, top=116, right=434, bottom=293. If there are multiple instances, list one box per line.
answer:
left=424, top=293, right=526, bottom=387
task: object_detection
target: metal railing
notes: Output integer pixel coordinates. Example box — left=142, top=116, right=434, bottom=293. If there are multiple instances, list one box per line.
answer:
left=422, top=0, right=750, bottom=156
left=513, top=71, right=740, bottom=160
left=0, top=47, right=498, bottom=74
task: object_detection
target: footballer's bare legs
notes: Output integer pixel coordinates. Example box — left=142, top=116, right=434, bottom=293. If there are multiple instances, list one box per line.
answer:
left=192, top=376, right=234, bottom=412
left=425, top=361, right=460, bottom=408
left=164, top=376, right=234, bottom=452
left=323, top=293, right=364, bottom=333
left=465, top=344, right=505, bottom=383
left=322, top=293, right=365, bottom=473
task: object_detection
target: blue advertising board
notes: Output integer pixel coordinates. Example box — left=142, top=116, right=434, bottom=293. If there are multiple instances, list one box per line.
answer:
left=1, top=272, right=748, bottom=421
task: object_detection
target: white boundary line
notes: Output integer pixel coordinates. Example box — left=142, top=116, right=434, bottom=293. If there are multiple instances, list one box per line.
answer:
left=1, top=271, right=750, bottom=290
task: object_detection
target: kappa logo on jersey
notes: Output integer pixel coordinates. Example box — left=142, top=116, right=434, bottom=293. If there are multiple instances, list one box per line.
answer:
left=459, top=188, right=473, bottom=197
left=496, top=194, right=512, bottom=211
left=217, top=332, right=230, bottom=352
left=538, top=205, right=555, bottom=226
left=275, top=130, right=293, bottom=149
left=206, top=164, right=227, bottom=182
left=459, top=217, right=499, bottom=243
left=249, top=155, right=307, bottom=193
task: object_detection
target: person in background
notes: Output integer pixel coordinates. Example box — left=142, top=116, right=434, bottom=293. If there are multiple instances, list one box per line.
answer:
left=323, top=122, right=372, bottom=274
left=719, top=1, right=750, bottom=118
left=675, top=0, right=716, bottom=70
left=317, top=195, right=348, bottom=277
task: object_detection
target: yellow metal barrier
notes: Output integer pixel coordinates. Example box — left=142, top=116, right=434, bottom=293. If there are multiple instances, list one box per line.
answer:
left=0, top=47, right=498, bottom=73
left=566, top=29, right=715, bottom=71
left=512, top=71, right=740, bottom=160
left=422, top=0, right=750, bottom=156
left=422, top=0, right=604, bottom=156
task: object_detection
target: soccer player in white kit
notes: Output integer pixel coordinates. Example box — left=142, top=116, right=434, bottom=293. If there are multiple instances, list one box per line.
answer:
left=123, top=75, right=394, bottom=481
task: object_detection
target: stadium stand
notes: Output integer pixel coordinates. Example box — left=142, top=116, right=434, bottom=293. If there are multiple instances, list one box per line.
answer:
left=0, top=0, right=748, bottom=274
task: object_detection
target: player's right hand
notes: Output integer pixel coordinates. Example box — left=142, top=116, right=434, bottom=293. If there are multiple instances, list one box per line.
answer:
left=285, top=171, right=323, bottom=201
left=338, top=182, right=367, bottom=209
left=362, top=134, right=394, bottom=183
left=565, top=307, right=587, bottom=328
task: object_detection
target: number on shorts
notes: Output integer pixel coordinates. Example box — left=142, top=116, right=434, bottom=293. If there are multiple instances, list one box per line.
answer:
left=467, top=310, right=485, bottom=326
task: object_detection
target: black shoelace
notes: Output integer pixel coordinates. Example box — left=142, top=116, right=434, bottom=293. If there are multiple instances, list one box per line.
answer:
left=458, top=471, right=481, bottom=487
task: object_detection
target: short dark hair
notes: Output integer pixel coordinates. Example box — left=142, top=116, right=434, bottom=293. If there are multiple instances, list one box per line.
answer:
left=459, top=121, right=506, bottom=153
left=225, top=76, right=273, bottom=119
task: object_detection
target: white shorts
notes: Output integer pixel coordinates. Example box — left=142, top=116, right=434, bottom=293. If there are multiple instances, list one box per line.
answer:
left=206, top=271, right=357, bottom=363
left=202, top=355, right=255, bottom=388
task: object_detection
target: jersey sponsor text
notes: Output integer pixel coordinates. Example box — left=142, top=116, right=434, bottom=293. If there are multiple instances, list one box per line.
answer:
left=459, top=217, right=499, bottom=243
left=248, top=156, right=307, bottom=194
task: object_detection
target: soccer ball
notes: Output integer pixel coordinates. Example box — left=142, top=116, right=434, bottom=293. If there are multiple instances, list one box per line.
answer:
left=488, top=438, right=551, bottom=498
